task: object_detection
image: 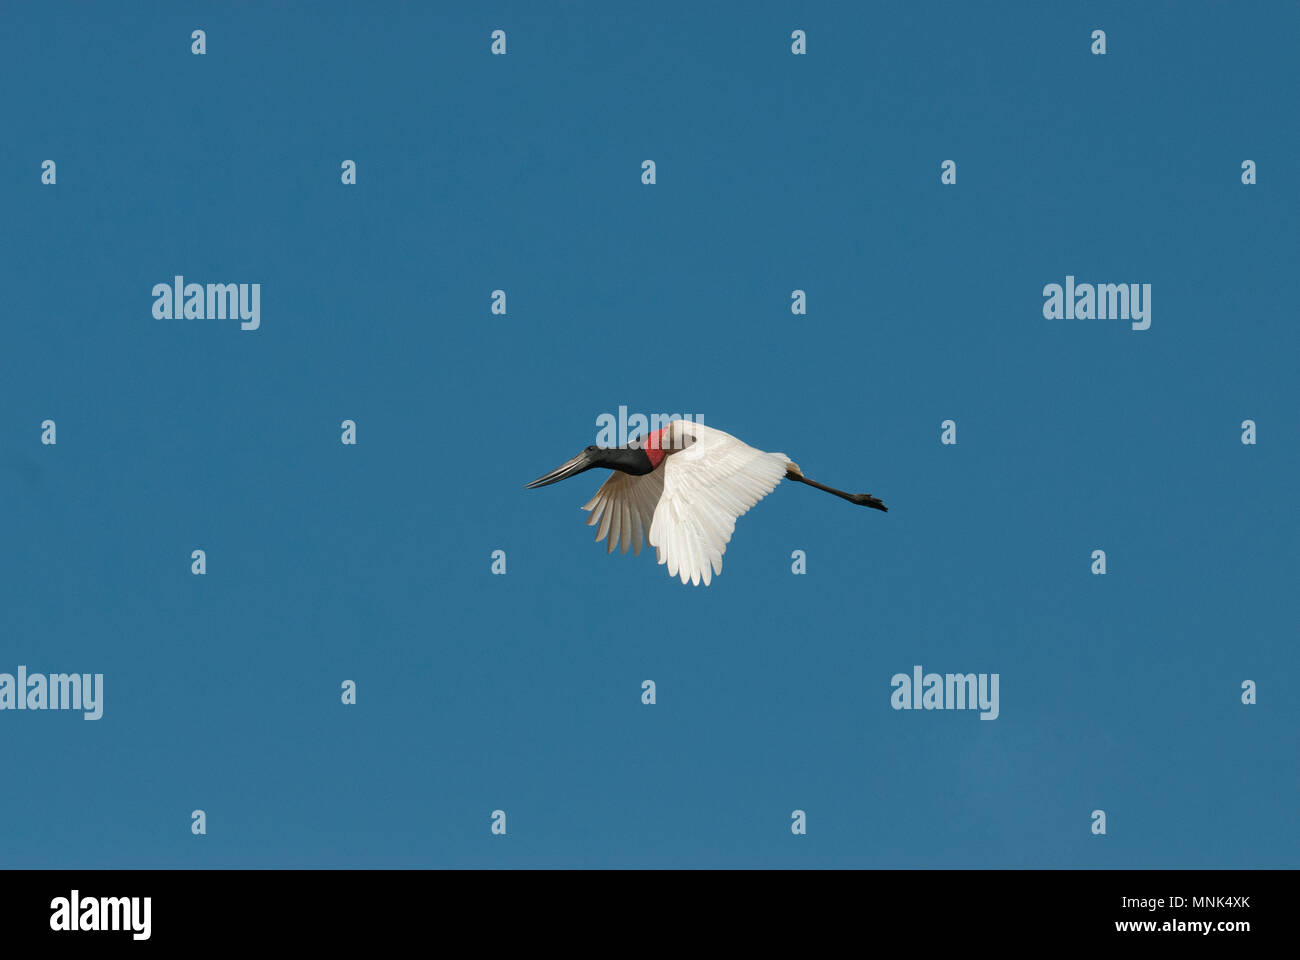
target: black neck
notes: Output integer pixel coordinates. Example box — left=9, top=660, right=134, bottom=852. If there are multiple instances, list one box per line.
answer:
left=593, top=446, right=655, bottom=476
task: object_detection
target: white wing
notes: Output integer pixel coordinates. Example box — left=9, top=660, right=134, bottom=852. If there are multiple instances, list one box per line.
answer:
left=582, top=468, right=666, bottom=557
left=648, top=423, right=789, bottom=586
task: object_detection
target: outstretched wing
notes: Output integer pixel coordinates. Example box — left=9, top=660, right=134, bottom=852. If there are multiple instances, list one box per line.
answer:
left=582, top=468, right=666, bottom=557
left=649, top=424, right=788, bottom=586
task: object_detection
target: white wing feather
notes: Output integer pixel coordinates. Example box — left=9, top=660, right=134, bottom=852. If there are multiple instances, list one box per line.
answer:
left=648, top=423, right=788, bottom=586
left=582, top=468, right=665, bottom=557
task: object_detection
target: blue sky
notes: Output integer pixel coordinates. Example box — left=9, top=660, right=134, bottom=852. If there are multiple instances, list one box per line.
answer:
left=0, top=2, right=1296, bottom=867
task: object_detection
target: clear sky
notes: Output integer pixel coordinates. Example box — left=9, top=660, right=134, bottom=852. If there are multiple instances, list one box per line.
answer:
left=1, top=2, right=1296, bottom=868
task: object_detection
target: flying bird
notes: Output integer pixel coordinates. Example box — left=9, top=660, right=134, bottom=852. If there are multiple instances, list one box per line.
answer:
left=525, top=420, right=887, bottom=586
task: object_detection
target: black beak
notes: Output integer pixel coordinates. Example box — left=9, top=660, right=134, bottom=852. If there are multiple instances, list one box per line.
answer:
left=525, top=449, right=596, bottom=489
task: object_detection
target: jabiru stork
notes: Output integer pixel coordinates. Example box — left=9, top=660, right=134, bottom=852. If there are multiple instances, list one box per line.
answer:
left=525, top=420, right=887, bottom=586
